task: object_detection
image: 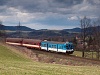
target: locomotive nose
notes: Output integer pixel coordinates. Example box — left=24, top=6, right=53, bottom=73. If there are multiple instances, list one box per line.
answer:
left=66, top=44, right=73, bottom=49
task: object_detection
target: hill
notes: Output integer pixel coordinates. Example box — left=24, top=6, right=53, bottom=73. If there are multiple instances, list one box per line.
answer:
left=7, top=26, right=34, bottom=31
left=3, top=26, right=80, bottom=39
left=0, top=43, right=100, bottom=75
left=0, top=25, right=34, bottom=31
left=0, top=25, right=81, bottom=39
left=63, top=27, right=81, bottom=33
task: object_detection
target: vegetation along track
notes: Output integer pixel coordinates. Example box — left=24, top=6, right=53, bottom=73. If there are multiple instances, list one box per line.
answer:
left=3, top=43, right=100, bottom=66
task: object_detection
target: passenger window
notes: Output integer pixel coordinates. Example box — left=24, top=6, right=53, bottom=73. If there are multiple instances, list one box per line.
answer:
left=59, top=46, right=62, bottom=49
left=54, top=45, right=56, bottom=48
left=49, top=45, right=51, bottom=47
left=25, top=42, right=28, bottom=44
left=52, top=45, right=56, bottom=48
left=53, top=45, right=55, bottom=48
left=62, top=46, right=63, bottom=49
left=34, top=43, right=36, bottom=45
left=42, top=44, right=44, bottom=47
left=52, top=45, right=53, bottom=48
left=44, top=44, right=47, bottom=47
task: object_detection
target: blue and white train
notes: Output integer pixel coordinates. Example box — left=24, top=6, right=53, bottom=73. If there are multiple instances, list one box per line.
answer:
left=41, top=41, right=74, bottom=54
left=6, top=38, right=74, bottom=54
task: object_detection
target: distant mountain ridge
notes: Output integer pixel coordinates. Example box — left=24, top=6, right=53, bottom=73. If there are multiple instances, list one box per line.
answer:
left=0, top=25, right=34, bottom=31
left=0, top=25, right=81, bottom=32
left=0, top=25, right=82, bottom=38
left=1, top=24, right=100, bottom=40
left=63, top=28, right=81, bottom=33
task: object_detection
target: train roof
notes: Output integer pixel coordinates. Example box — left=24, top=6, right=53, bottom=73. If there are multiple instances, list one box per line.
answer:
left=23, top=39, right=42, bottom=43
left=6, top=38, right=22, bottom=41
left=42, top=40, right=71, bottom=44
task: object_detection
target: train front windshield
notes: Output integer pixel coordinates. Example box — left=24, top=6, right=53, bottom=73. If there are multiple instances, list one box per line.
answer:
left=66, top=43, right=73, bottom=49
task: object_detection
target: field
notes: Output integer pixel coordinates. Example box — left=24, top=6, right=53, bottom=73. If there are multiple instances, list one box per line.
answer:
left=73, top=51, right=99, bottom=60
left=0, top=44, right=100, bottom=75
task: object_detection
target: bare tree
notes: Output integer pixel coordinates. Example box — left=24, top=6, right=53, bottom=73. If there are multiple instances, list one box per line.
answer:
left=0, top=20, right=6, bottom=42
left=92, top=18, right=100, bottom=59
left=80, top=16, right=91, bottom=57
left=0, top=21, right=5, bottom=37
left=0, top=20, right=3, bottom=34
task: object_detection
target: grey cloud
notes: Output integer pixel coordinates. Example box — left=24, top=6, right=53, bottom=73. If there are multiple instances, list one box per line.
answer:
left=1, top=0, right=84, bottom=13
left=87, top=0, right=100, bottom=5
left=5, top=0, right=49, bottom=13
left=0, top=0, right=99, bottom=18
left=0, top=0, right=10, bottom=6
left=53, top=0, right=84, bottom=7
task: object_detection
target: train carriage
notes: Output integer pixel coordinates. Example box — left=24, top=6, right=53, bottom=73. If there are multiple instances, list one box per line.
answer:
left=6, top=38, right=22, bottom=46
left=22, top=39, right=42, bottom=49
left=41, top=41, right=74, bottom=54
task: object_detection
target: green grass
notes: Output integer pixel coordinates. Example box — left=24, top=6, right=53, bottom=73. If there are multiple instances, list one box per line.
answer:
left=73, top=51, right=99, bottom=60
left=72, top=51, right=82, bottom=57
left=0, top=45, right=100, bottom=75
left=0, top=45, right=30, bottom=62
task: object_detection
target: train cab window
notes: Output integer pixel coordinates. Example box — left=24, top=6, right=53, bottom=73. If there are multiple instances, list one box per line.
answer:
left=70, top=45, right=73, bottom=49
left=69, top=44, right=70, bottom=47
left=66, top=45, right=68, bottom=48
left=70, top=46, right=72, bottom=49
left=66, top=44, right=69, bottom=49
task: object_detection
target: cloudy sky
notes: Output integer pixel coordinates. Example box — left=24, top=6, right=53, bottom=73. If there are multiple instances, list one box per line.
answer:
left=0, top=0, right=100, bottom=30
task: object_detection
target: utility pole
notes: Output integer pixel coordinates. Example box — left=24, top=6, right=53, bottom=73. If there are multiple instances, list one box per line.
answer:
left=17, top=21, right=22, bottom=38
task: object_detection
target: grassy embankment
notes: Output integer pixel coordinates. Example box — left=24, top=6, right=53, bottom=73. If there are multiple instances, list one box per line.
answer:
left=0, top=44, right=100, bottom=75
left=73, top=51, right=98, bottom=60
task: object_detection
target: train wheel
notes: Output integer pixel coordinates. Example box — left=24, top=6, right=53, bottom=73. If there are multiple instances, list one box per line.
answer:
left=66, top=51, right=74, bottom=54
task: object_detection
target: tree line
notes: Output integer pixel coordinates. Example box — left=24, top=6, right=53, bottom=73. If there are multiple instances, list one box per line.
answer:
left=73, top=16, right=100, bottom=59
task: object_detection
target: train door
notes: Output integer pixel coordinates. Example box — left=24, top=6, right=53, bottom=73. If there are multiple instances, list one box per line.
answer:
left=41, top=42, right=48, bottom=51
left=46, top=43, right=48, bottom=51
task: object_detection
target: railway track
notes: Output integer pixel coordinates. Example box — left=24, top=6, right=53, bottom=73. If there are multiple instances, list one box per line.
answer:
left=32, top=48, right=100, bottom=65
left=5, top=44, right=100, bottom=66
